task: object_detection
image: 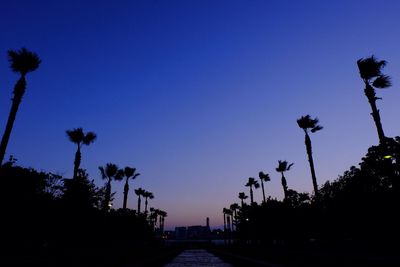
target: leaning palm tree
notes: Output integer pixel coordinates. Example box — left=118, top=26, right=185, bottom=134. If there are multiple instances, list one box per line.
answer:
left=297, top=115, right=323, bottom=198
left=66, top=128, right=97, bottom=179
left=258, top=171, right=270, bottom=203
left=276, top=160, right=294, bottom=200
left=238, top=192, right=248, bottom=208
left=135, top=187, right=146, bottom=214
left=122, top=167, right=140, bottom=210
left=99, top=163, right=123, bottom=210
left=0, top=48, right=41, bottom=165
left=143, top=190, right=154, bottom=215
left=357, top=56, right=391, bottom=144
left=245, top=177, right=260, bottom=205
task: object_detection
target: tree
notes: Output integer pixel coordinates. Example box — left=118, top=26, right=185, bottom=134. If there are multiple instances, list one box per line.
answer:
left=99, top=163, right=123, bottom=210
left=143, top=190, right=154, bottom=215
left=122, top=167, right=140, bottom=210
left=66, top=128, right=97, bottom=179
left=297, top=115, right=323, bottom=198
left=258, top=171, right=270, bottom=203
left=276, top=160, right=294, bottom=200
left=135, top=187, right=145, bottom=215
left=158, top=210, right=167, bottom=234
left=238, top=192, right=248, bottom=208
left=357, top=56, right=391, bottom=144
left=230, top=203, right=240, bottom=231
left=245, top=177, right=260, bottom=205
left=0, top=48, right=41, bottom=165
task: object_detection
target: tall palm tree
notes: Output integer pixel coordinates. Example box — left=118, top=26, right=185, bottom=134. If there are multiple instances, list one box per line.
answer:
left=297, top=115, right=323, bottom=198
left=245, top=177, right=260, bottom=205
left=99, top=163, right=123, bottom=210
left=238, top=192, right=248, bottom=208
left=276, top=160, right=294, bottom=200
left=135, top=187, right=145, bottom=214
left=0, top=48, right=41, bottom=165
left=66, top=128, right=97, bottom=179
left=357, top=56, right=391, bottom=144
left=143, top=190, right=154, bottom=215
left=122, top=167, right=140, bottom=210
left=158, top=210, right=167, bottom=233
left=258, top=171, right=270, bottom=203
left=230, top=203, right=240, bottom=231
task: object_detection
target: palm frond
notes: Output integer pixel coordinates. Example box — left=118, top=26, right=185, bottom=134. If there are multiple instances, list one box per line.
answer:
left=357, top=55, right=386, bottom=80
left=372, top=75, right=391, bottom=88
left=82, top=132, right=97, bottom=145
left=311, top=125, right=323, bottom=133
left=8, top=47, right=41, bottom=75
left=66, top=128, right=84, bottom=144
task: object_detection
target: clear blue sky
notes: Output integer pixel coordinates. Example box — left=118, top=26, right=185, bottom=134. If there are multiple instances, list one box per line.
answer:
left=1, top=0, right=400, bottom=229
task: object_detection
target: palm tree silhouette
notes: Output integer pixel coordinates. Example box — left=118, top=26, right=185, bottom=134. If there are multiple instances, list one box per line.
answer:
left=143, top=190, right=154, bottom=215
left=99, top=163, right=123, bottom=210
left=230, top=203, right=240, bottom=231
left=258, top=171, right=270, bottom=203
left=135, top=187, right=145, bottom=214
left=122, top=167, right=140, bottom=210
left=357, top=56, right=391, bottom=144
left=245, top=177, right=260, bottom=205
left=66, top=128, right=97, bottom=179
left=158, top=210, right=167, bottom=233
left=238, top=192, right=248, bottom=208
left=297, top=115, right=323, bottom=198
left=276, top=160, right=294, bottom=200
left=0, top=48, right=41, bottom=165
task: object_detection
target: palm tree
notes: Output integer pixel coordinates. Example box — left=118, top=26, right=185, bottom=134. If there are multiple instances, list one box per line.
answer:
left=297, top=115, right=323, bottom=198
left=135, top=187, right=145, bottom=214
left=245, top=177, right=260, bottom=205
left=66, top=128, right=97, bottom=179
left=99, top=163, right=123, bottom=210
left=158, top=210, right=167, bottom=233
left=143, top=190, right=154, bottom=215
left=258, top=171, right=270, bottom=203
left=238, top=192, right=248, bottom=208
left=357, top=56, right=391, bottom=144
left=122, top=167, right=140, bottom=210
left=230, top=203, right=240, bottom=231
left=276, top=160, right=294, bottom=200
left=0, top=48, right=41, bottom=165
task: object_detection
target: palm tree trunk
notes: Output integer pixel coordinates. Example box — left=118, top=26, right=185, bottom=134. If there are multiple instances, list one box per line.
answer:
left=261, top=181, right=266, bottom=203
left=365, top=84, right=386, bottom=144
left=144, top=198, right=148, bottom=215
left=249, top=186, right=254, bottom=204
left=123, top=180, right=129, bottom=210
left=137, top=196, right=141, bottom=214
left=104, top=180, right=112, bottom=211
left=73, top=145, right=81, bottom=179
left=281, top=173, right=288, bottom=199
left=305, top=133, right=319, bottom=198
left=0, top=76, right=26, bottom=166
left=223, top=213, right=226, bottom=244
left=240, top=199, right=244, bottom=208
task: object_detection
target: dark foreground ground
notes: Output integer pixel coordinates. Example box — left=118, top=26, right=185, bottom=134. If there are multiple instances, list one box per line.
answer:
left=3, top=240, right=400, bottom=267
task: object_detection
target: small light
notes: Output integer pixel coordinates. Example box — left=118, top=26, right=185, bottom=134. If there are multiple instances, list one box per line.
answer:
left=245, top=218, right=249, bottom=221
left=384, top=155, right=393, bottom=159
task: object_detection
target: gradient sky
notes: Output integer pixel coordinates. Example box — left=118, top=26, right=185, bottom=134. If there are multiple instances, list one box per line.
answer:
left=1, top=0, right=400, bottom=230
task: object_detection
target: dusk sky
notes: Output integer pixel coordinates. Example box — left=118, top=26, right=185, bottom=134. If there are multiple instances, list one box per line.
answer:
left=1, top=0, right=400, bottom=229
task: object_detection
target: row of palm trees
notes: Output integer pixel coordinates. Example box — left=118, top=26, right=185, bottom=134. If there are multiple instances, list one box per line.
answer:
left=224, top=55, right=393, bottom=232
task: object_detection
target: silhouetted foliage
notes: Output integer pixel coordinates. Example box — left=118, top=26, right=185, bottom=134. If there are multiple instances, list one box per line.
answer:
left=0, top=48, right=41, bottom=165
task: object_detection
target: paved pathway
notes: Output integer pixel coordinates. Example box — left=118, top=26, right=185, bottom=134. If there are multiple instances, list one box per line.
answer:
left=163, top=249, right=234, bottom=267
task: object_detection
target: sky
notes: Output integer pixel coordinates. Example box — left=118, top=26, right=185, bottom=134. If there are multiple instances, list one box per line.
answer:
left=1, top=0, right=400, bottom=230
